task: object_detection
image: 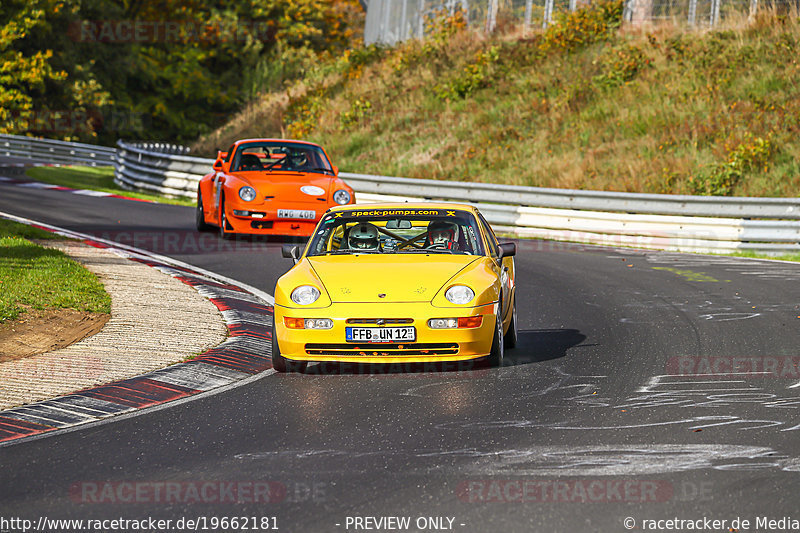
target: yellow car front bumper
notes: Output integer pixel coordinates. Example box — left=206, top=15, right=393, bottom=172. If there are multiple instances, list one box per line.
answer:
left=274, top=302, right=497, bottom=364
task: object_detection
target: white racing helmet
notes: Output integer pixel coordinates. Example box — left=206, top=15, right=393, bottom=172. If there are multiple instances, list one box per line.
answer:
left=348, top=222, right=380, bottom=250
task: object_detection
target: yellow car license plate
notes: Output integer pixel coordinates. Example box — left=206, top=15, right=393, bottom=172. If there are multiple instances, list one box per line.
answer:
left=346, top=327, right=416, bottom=343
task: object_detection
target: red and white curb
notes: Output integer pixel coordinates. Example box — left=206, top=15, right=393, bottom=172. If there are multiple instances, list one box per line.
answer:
left=0, top=173, right=155, bottom=202
left=0, top=212, right=276, bottom=446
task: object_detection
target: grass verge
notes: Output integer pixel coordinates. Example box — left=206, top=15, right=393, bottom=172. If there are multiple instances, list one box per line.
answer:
left=0, top=219, right=111, bottom=323
left=731, top=250, right=800, bottom=262
left=24, top=166, right=195, bottom=207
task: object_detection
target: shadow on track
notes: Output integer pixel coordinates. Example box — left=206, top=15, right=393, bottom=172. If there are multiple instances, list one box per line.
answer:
left=302, top=359, right=491, bottom=376
left=505, top=328, right=587, bottom=366
left=293, top=328, right=587, bottom=376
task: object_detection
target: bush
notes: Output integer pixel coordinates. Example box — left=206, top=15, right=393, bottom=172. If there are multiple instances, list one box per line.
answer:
left=434, top=46, right=500, bottom=100
left=540, top=0, right=624, bottom=53
left=689, top=135, right=774, bottom=195
left=339, top=98, right=372, bottom=128
left=593, top=44, right=652, bottom=88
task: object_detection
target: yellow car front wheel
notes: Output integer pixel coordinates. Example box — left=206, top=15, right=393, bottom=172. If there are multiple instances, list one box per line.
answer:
left=504, top=295, right=518, bottom=349
left=486, top=307, right=504, bottom=368
left=271, top=322, right=307, bottom=373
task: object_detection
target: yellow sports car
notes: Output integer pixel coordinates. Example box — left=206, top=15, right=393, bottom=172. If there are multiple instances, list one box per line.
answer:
left=271, top=203, right=517, bottom=372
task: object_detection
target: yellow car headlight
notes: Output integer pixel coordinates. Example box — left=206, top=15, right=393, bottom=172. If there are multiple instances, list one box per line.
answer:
left=445, top=285, right=475, bottom=305
left=291, top=285, right=321, bottom=305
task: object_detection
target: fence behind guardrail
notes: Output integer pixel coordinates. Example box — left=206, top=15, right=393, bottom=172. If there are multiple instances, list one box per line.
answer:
left=364, top=0, right=800, bottom=46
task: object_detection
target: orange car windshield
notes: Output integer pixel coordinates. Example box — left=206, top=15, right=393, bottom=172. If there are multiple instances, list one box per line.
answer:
left=232, top=142, right=333, bottom=174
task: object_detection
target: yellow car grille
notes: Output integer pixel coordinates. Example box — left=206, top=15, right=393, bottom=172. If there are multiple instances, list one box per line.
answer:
left=344, top=318, right=414, bottom=324
left=304, top=343, right=458, bottom=356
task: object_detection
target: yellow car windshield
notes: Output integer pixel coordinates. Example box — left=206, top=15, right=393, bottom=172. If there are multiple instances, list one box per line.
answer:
left=307, top=209, right=485, bottom=257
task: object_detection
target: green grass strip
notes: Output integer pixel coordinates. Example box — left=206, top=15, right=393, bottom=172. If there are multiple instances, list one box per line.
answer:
left=25, top=166, right=194, bottom=206
left=0, top=219, right=111, bottom=323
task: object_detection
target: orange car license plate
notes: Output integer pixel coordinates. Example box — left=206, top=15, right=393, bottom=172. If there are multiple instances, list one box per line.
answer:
left=278, top=209, right=316, bottom=220
left=346, top=327, right=416, bottom=343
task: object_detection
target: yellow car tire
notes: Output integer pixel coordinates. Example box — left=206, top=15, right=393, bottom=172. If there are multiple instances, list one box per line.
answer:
left=271, top=322, right=307, bottom=373
left=486, top=306, right=504, bottom=368
left=504, top=295, right=518, bottom=349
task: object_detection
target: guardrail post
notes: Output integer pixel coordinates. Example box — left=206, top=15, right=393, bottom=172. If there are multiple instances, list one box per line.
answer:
left=710, top=0, right=721, bottom=26
left=400, top=0, right=409, bottom=40
left=417, top=0, right=425, bottom=38
left=485, top=0, right=497, bottom=32
left=543, top=0, right=555, bottom=28
left=524, top=0, right=533, bottom=34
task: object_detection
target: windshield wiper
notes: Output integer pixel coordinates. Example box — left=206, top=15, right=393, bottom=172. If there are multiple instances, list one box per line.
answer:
left=397, top=248, right=453, bottom=254
left=261, top=165, right=333, bottom=174
left=313, top=249, right=380, bottom=256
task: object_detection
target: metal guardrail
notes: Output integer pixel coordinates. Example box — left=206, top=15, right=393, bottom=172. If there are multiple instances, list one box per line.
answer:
left=0, top=134, right=116, bottom=167
left=3, top=136, right=797, bottom=254
left=355, top=192, right=800, bottom=254
left=112, top=140, right=800, bottom=254
left=341, top=172, right=800, bottom=220
left=115, top=141, right=211, bottom=198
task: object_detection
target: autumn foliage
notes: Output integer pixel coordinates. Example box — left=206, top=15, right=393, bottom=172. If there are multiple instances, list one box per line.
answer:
left=0, top=0, right=364, bottom=143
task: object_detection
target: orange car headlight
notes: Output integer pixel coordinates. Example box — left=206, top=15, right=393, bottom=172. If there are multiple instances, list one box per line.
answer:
left=238, top=186, right=257, bottom=202
left=333, top=189, right=351, bottom=205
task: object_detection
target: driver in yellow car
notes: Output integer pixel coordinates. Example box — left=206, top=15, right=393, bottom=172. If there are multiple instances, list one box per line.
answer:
left=426, top=220, right=460, bottom=251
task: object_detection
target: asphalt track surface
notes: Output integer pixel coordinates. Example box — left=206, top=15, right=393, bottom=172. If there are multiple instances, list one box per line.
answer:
left=2, top=175, right=800, bottom=532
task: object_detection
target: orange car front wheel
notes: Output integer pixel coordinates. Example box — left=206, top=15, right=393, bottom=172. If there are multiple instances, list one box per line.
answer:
left=196, top=191, right=214, bottom=232
left=219, top=196, right=233, bottom=240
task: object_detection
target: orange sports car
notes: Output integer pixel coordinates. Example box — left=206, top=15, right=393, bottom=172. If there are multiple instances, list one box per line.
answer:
left=196, top=139, right=356, bottom=238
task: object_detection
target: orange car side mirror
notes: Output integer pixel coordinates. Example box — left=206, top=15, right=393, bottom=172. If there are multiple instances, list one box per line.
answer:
left=213, top=151, right=227, bottom=171
left=332, top=166, right=339, bottom=176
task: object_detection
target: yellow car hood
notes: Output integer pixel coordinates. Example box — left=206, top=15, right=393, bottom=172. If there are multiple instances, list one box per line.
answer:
left=308, top=255, right=479, bottom=303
